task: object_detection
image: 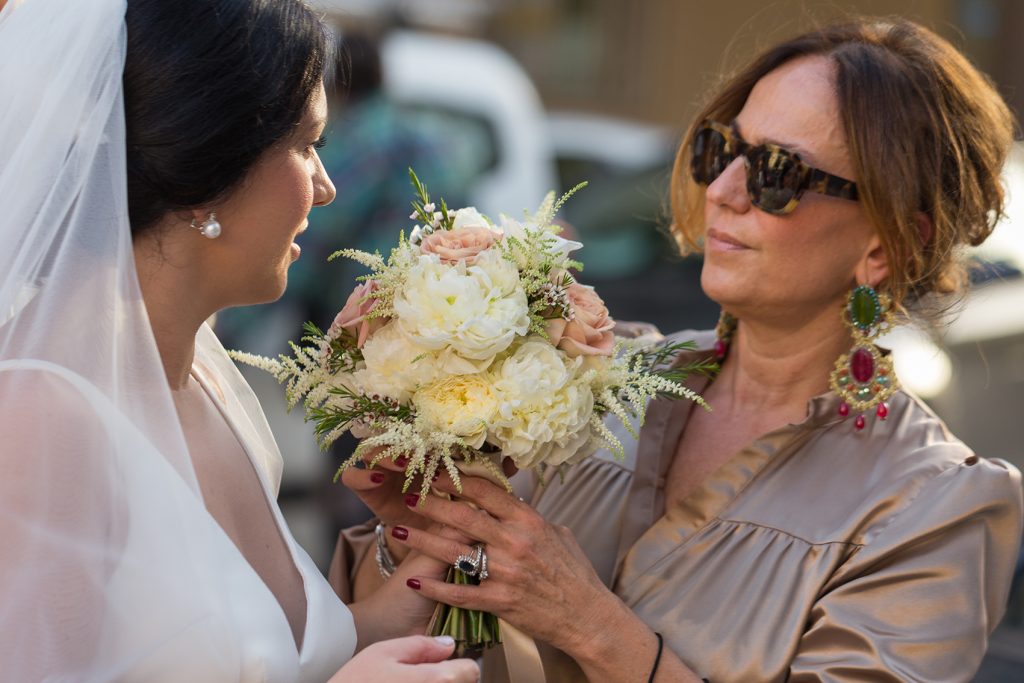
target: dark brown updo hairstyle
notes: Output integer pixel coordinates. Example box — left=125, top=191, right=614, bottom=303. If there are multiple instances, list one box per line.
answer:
left=123, top=0, right=331, bottom=234
left=671, top=19, right=1016, bottom=314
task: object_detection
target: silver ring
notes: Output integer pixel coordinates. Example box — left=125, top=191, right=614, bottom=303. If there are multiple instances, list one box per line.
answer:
left=477, top=548, right=489, bottom=581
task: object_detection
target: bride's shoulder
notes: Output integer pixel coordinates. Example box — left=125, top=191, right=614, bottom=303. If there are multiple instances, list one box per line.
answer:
left=0, top=360, right=120, bottom=462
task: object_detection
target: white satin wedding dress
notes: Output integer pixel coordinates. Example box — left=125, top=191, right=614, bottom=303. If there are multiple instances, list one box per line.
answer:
left=0, top=1, right=357, bottom=680
left=93, top=325, right=357, bottom=683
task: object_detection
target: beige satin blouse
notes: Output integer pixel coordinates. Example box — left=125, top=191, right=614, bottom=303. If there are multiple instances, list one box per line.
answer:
left=331, top=331, right=1024, bottom=683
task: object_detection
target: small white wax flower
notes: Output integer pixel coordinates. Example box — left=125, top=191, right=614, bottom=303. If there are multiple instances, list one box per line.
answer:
left=423, top=202, right=435, bottom=213
left=409, top=210, right=419, bottom=220
left=409, top=225, right=423, bottom=244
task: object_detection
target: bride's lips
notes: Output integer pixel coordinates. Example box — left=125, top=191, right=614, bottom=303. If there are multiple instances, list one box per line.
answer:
left=706, top=227, right=750, bottom=251
left=290, top=222, right=308, bottom=260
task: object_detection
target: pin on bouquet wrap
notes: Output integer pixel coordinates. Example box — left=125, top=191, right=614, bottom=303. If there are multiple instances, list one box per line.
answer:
left=232, top=170, right=714, bottom=658
left=829, top=284, right=899, bottom=430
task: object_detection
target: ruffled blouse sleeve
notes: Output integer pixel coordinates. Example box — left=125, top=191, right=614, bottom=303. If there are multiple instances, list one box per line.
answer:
left=788, top=456, right=1023, bottom=682
left=328, top=517, right=385, bottom=604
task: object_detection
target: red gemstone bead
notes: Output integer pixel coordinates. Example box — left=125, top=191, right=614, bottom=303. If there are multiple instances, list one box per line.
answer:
left=713, top=339, right=728, bottom=360
left=876, top=403, right=889, bottom=419
left=850, top=347, right=875, bottom=384
left=854, top=415, right=866, bottom=430
left=838, top=402, right=850, bottom=417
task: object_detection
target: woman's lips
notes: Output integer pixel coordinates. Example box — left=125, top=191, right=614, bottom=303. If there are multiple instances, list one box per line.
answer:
left=706, top=228, right=750, bottom=250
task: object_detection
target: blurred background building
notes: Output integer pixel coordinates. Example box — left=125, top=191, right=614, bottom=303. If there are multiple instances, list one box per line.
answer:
left=215, top=2, right=1024, bottom=678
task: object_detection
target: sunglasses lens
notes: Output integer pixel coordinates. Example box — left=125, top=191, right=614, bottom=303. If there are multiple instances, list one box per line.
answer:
left=691, top=126, right=731, bottom=185
left=747, top=148, right=802, bottom=214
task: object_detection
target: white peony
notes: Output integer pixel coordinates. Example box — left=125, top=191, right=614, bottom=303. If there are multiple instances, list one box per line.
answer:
left=489, top=339, right=595, bottom=469
left=452, top=207, right=499, bottom=234
left=351, top=321, right=440, bottom=403
left=497, top=215, right=582, bottom=261
left=413, top=374, right=499, bottom=449
left=394, top=251, right=529, bottom=362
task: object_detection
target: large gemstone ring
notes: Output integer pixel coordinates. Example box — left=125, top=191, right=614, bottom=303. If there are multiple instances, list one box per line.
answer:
left=454, top=544, right=488, bottom=580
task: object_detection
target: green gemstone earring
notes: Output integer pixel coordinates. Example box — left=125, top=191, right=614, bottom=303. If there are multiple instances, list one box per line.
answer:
left=828, top=284, right=899, bottom=430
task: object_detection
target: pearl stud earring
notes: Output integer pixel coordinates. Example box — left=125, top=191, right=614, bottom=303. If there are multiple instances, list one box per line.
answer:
left=191, top=212, right=222, bottom=239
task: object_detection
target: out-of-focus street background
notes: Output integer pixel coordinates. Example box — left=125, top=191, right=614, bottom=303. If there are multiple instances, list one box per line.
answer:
left=214, top=2, right=1024, bottom=678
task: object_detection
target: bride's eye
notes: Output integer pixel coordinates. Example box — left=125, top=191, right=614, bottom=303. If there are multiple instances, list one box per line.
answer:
left=307, top=135, right=327, bottom=154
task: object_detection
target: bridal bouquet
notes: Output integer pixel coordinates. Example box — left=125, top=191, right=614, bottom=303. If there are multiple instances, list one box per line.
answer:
left=234, top=171, right=710, bottom=654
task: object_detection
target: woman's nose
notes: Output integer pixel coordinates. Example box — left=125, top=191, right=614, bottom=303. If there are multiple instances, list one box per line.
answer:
left=704, top=156, right=750, bottom=213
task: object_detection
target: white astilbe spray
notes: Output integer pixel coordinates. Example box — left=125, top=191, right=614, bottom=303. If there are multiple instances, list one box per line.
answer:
left=332, top=415, right=513, bottom=500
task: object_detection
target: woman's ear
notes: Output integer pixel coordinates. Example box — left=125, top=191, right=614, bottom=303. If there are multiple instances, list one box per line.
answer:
left=856, top=232, right=890, bottom=289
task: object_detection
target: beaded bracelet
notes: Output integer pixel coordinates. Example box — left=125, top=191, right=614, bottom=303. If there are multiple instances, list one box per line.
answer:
left=374, top=522, right=397, bottom=579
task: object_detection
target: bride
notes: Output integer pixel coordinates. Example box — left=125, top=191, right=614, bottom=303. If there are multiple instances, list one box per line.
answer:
left=0, top=0, right=478, bottom=681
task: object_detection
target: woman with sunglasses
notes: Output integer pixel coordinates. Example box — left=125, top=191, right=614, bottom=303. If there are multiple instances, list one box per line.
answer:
left=336, top=18, right=1024, bottom=683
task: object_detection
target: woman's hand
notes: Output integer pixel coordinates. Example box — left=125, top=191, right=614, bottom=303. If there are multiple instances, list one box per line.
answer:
left=327, top=635, right=479, bottom=683
left=392, top=475, right=627, bottom=659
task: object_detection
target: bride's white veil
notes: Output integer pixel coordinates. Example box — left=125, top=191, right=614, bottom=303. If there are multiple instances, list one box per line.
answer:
left=0, top=0, right=262, bottom=678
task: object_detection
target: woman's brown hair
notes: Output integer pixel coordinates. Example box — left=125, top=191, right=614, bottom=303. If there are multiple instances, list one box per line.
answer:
left=671, top=19, right=1016, bottom=313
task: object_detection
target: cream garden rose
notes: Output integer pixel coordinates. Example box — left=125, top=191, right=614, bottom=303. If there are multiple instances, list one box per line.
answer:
left=394, top=251, right=529, bottom=362
left=489, top=339, right=594, bottom=468
left=413, top=374, right=499, bottom=449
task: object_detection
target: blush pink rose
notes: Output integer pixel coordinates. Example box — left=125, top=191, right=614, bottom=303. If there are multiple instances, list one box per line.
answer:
left=546, top=283, right=616, bottom=357
left=329, top=280, right=385, bottom=348
left=419, top=226, right=498, bottom=265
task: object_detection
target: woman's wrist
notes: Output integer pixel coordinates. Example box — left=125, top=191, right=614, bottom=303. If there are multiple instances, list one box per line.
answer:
left=568, top=597, right=703, bottom=683
left=561, top=588, right=638, bottom=667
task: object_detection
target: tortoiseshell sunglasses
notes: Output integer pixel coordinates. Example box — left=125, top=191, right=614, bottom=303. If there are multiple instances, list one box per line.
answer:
left=690, top=120, right=859, bottom=215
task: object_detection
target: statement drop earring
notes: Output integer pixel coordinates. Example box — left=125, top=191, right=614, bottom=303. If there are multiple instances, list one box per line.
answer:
left=713, top=311, right=737, bottom=361
left=191, top=212, right=222, bottom=239
left=829, top=285, right=899, bottom=430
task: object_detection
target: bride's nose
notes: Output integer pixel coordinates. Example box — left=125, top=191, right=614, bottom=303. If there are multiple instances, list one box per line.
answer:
left=312, top=153, right=336, bottom=207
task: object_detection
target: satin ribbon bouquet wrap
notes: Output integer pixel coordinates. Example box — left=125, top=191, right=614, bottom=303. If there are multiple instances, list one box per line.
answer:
left=234, top=171, right=711, bottom=656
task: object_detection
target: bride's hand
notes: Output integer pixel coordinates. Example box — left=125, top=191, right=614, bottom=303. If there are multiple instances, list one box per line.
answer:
left=327, top=635, right=478, bottom=683
left=393, top=475, right=622, bottom=658
left=349, top=523, right=474, bottom=644
left=340, top=446, right=430, bottom=538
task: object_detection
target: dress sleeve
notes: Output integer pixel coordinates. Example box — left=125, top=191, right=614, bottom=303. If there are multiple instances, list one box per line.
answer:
left=789, top=457, right=1023, bottom=682
left=328, top=517, right=386, bottom=604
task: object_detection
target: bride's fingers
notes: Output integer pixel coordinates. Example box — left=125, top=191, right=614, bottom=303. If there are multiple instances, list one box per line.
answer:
left=339, top=463, right=391, bottom=492
left=353, top=446, right=407, bottom=472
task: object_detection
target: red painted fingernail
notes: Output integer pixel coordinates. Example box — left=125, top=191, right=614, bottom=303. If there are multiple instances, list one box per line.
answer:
left=370, top=472, right=385, bottom=484
left=406, top=578, right=421, bottom=590
left=395, top=456, right=409, bottom=467
left=404, top=493, right=420, bottom=507
left=391, top=525, right=409, bottom=541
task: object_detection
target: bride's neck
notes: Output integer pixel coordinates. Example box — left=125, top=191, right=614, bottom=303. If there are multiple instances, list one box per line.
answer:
left=133, top=232, right=217, bottom=391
